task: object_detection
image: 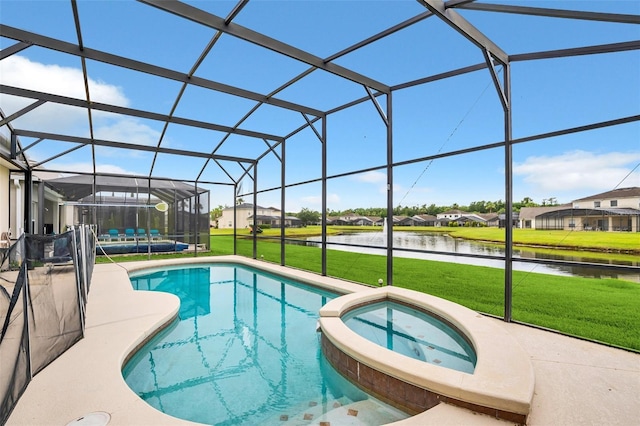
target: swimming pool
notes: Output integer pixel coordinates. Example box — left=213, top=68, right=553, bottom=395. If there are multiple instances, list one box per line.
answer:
left=123, top=264, right=408, bottom=425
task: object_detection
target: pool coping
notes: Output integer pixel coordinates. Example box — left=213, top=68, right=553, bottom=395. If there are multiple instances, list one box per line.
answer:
left=318, top=287, right=535, bottom=423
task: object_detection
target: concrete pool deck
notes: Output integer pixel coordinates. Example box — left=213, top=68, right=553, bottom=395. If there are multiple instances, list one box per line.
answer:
left=6, top=256, right=640, bottom=426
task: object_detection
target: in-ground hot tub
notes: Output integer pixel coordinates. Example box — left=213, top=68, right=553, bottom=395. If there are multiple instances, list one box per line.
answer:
left=318, top=286, right=535, bottom=424
left=342, top=299, right=477, bottom=374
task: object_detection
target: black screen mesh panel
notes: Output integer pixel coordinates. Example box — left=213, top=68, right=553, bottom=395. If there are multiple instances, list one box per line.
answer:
left=0, top=225, right=95, bottom=424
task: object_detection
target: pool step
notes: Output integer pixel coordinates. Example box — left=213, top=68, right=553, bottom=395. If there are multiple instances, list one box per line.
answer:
left=309, top=399, right=408, bottom=425
left=270, top=397, right=407, bottom=426
left=265, top=397, right=348, bottom=425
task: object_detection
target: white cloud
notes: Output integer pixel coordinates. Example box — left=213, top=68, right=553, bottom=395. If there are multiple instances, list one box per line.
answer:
left=353, top=170, right=386, bottom=183
left=1, top=55, right=164, bottom=159
left=514, top=150, right=640, bottom=192
left=46, top=162, right=135, bottom=175
left=0, top=55, right=128, bottom=105
left=94, top=118, right=162, bottom=147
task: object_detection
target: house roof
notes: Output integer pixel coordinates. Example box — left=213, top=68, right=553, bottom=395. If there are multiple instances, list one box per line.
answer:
left=224, top=203, right=269, bottom=211
left=519, top=205, right=571, bottom=220
left=536, top=207, right=640, bottom=218
left=477, top=213, right=499, bottom=221
left=392, top=215, right=411, bottom=222
left=573, top=187, right=640, bottom=202
left=44, top=174, right=203, bottom=201
left=249, top=214, right=300, bottom=221
left=499, top=212, right=520, bottom=220
left=462, top=214, right=487, bottom=223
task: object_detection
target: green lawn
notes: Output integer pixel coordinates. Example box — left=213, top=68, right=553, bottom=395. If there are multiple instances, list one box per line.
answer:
left=436, top=227, right=640, bottom=253
left=216, top=234, right=640, bottom=351
left=98, top=232, right=640, bottom=351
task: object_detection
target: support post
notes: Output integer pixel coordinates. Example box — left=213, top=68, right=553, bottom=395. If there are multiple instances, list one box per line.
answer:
left=386, top=93, right=394, bottom=286
left=280, top=139, right=286, bottom=266
left=37, top=180, right=44, bottom=235
left=147, top=180, right=152, bottom=260
left=503, top=63, right=513, bottom=322
left=232, top=185, right=237, bottom=255
left=321, top=116, right=327, bottom=276
left=195, top=181, right=199, bottom=257
left=252, top=166, right=257, bottom=259
left=24, top=170, right=32, bottom=234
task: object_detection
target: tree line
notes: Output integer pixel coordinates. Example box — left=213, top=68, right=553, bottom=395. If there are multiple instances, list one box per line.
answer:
left=293, top=197, right=553, bottom=225
left=326, top=197, right=546, bottom=217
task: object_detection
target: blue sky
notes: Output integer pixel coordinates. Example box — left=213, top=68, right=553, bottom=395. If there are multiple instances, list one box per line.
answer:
left=1, top=0, right=639, bottom=212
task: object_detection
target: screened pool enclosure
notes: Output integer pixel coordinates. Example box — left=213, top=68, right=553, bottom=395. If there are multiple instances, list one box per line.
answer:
left=1, top=2, right=638, bottom=320
left=44, top=175, right=210, bottom=254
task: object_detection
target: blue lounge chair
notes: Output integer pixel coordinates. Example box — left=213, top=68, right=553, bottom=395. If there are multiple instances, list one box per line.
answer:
left=124, top=228, right=135, bottom=240
left=150, top=229, right=161, bottom=240
left=137, top=228, right=146, bottom=238
left=108, top=229, right=119, bottom=241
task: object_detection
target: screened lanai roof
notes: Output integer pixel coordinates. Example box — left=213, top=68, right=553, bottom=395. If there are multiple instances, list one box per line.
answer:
left=0, top=1, right=638, bottom=209
left=537, top=207, right=640, bottom=218
left=44, top=174, right=205, bottom=202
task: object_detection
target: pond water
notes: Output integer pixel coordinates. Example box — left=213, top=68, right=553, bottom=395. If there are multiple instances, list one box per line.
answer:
left=306, top=232, right=639, bottom=282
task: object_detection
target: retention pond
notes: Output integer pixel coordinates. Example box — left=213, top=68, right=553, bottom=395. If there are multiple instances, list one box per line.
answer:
left=306, top=232, right=639, bottom=282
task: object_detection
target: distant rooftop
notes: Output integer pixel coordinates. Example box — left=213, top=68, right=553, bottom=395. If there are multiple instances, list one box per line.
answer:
left=573, top=187, right=640, bottom=202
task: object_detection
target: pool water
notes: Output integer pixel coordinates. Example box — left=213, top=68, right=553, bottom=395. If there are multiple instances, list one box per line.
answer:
left=342, top=301, right=477, bottom=374
left=123, top=264, right=408, bottom=425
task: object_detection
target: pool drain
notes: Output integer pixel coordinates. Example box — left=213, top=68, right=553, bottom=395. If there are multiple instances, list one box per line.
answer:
left=66, top=411, right=111, bottom=426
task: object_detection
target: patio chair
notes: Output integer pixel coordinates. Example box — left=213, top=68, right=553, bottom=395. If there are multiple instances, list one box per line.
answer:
left=108, top=229, right=120, bottom=241
left=137, top=228, right=147, bottom=239
left=124, top=228, right=136, bottom=240
left=150, top=229, right=161, bottom=240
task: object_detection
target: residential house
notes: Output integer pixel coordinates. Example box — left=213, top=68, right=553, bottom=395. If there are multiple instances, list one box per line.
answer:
left=326, top=216, right=348, bottom=226
left=478, top=213, right=499, bottom=227
left=392, top=215, right=415, bottom=226
left=435, top=211, right=489, bottom=227
left=436, top=209, right=465, bottom=220
left=349, top=216, right=377, bottom=226
left=413, top=214, right=437, bottom=226
left=1, top=156, right=69, bottom=241
left=521, top=188, right=640, bottom=232
left=327, top=213, right=380, bottom=226
left=519, top=205, right=570, bottom=229
left=218, top=203, right=300, bottom=229
left=498, top=212, right=520, bottom=228
left=366, top=216, right=384, bottom=226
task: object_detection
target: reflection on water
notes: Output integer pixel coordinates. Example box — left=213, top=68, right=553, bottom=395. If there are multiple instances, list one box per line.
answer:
left=306, top=232, right=639, bottom=283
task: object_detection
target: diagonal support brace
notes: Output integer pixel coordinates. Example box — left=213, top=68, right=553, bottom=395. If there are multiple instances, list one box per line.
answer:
left=483, top=50, right=509, bottom=111
left=364, top=86, right=389, bottom=127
